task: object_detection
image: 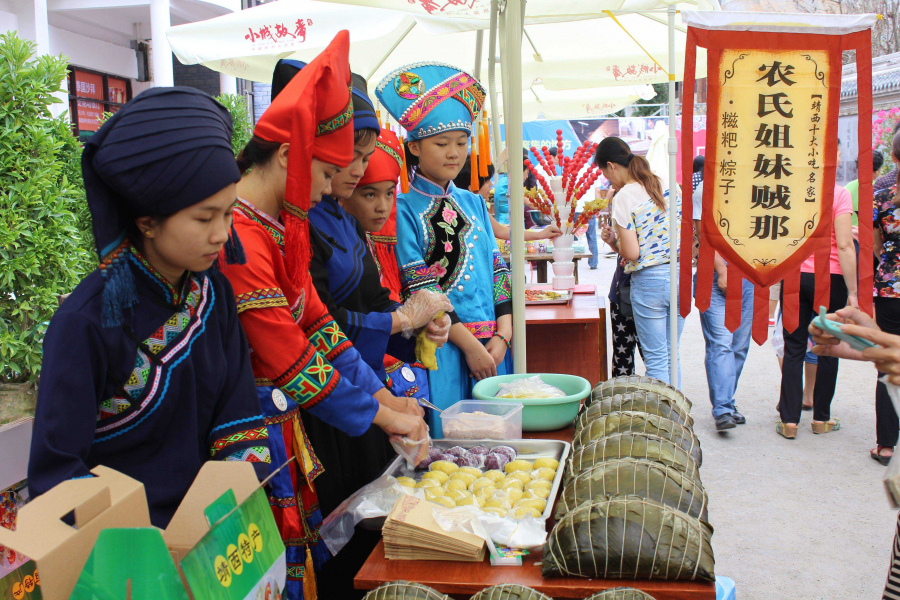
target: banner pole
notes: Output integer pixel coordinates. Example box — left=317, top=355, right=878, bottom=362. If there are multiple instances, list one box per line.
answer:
left=668, top=4, right=679, bottom=386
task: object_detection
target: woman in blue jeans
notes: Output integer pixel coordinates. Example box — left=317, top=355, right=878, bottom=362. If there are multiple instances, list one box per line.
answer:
left=599, top=137, right=683, bottom=384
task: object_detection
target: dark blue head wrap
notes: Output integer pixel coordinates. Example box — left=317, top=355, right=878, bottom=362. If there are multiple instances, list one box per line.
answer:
left=82, top=86, right=244, bottom=327
left=271, top=58, right=380, bottom=133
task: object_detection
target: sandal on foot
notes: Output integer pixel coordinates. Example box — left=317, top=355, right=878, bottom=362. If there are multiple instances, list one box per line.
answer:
left=871, top=446, right=894, bottom=466
left=811, top=419, right=841, bottom=434
left=802, top=402, right=813, bottom=411
left=776, top=422, right=798, bottom=439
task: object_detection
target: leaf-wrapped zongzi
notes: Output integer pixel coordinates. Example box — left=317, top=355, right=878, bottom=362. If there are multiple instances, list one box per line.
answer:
left=543, top=496, right=715, bottom=581
left=587, top=377, right=692, bottom=413
left=583, top=588, right=659, bottom=600
left=573, top=411, right=701, bottom=465
left=554, top=458, right=708, bottom=521
left=576, top=392, right=694, bottom=430
left=469, top=584, right=553, bottom=600
left=565, top=433, right=701, bottom=484
left=363, top=581, right=451, bottom=600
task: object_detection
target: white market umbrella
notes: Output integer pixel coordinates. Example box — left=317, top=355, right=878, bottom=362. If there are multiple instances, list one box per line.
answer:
left=168, top=0, right=711, bottom=91
left=168, top=0, right=719, bottom=382
left=493, top=83, right=655, bottom=121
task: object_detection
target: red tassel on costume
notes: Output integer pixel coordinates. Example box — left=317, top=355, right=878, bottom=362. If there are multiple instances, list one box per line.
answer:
left=479, top=121, right=490, bottom=178
left=282, top=210, right=312, bottom=291
left=372, top=238, right=402, bottom=303
left=399, top=141, right=410, bottom=194
left=470, top=142, right=479, bottom=192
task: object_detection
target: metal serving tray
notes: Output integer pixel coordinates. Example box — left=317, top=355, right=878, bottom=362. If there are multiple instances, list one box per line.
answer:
left=383, top=438, right=571, bottom=522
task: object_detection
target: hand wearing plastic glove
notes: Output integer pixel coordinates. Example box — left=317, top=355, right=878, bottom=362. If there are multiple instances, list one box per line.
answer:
left=394, top=289, right=454, bottom=338
left=424, top=313, right=451, bottom=347
left=374, top=388, right=425, bottom=417
left=373, top=404, right=428, bottom=442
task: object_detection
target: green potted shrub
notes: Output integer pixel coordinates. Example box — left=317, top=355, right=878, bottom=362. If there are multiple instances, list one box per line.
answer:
left=214, top=93, right=253, bottom=156
left=0, top=32, right=93, bottom=423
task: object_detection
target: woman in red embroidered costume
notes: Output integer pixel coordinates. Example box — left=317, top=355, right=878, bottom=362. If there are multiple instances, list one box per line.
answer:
left=219, top=32, right=427, bottom=600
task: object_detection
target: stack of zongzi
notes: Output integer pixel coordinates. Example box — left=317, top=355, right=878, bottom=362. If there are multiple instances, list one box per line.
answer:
left=546, top=375, right=714, bottom=582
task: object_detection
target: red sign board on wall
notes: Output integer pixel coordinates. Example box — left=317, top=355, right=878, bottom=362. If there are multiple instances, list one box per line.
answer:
left=74, top=70, right=105, bottom=132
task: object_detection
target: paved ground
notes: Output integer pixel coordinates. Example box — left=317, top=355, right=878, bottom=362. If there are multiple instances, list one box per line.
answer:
left=570, top=251, right=896, bottom=600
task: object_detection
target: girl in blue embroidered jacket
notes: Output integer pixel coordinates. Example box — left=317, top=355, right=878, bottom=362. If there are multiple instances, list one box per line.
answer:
left=376, top=62, right=513, bottom=436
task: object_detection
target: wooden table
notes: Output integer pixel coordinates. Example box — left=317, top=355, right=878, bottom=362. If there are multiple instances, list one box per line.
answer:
left=524, top=291, right=608, bottom=385
left=355, top=424, right=717, bottom=600
left=503, top=252, right=593, bottom=284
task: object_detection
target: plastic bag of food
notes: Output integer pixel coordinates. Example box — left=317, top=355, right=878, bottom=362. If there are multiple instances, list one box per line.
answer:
left=496, top=375, right=565, bottom=399
left=391, top=432, right=431, bottom=469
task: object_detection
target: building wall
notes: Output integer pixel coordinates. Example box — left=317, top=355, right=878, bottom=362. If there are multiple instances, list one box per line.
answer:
left=50, top=26, right=137, bottom=80
left=252, top=81, right=271, bottom=123
left=174, top=55, right=220, bottom=96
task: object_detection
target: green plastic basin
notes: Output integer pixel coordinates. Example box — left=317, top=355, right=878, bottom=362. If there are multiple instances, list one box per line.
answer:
left=471, top=373, right=591, bottom=432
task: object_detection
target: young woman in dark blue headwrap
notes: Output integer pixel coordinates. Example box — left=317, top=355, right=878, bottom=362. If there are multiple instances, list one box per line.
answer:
left=27, top=87, right=268, bottom=529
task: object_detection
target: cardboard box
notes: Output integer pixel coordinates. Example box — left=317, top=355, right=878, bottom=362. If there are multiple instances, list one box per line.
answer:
left=0, top=466, right=149, bottom=600
left=0, top=462, right=282, bottom=600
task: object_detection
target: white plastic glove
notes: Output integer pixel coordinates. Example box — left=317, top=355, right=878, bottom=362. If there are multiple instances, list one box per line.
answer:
left=395, top=289, right=453, bottom=338
left=425, top=313, right=452, bottom=347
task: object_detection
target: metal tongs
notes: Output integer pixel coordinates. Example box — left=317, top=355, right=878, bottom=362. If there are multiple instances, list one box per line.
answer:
left=417, top=398, right=443, bottom=413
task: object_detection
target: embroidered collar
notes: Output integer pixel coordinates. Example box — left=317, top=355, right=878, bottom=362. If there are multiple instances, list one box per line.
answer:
left=236, top=197, right=285, bottom=248
left=127, top=243, right=192, bottom=306
left=237, top=197, right=284, bottom=232
left=409, top=170, right=455, bottom=199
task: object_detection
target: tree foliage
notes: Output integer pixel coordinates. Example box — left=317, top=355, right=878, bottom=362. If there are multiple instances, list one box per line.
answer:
left=789, top=0, right=900, bottom=61
left=0, top=32, right=93, bottom=383
left=214, top=93, right=254, bottom=156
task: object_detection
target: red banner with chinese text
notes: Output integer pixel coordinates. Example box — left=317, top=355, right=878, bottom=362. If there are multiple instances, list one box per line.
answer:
left=680, top=27, right=874, bottom=344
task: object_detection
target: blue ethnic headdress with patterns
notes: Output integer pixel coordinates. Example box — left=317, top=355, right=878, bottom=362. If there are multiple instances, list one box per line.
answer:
left=375, top=62, right=486, bottom=140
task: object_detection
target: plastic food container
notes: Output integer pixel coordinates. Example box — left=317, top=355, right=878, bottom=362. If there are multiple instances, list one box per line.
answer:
left=552, top=247, right=575, bottom=262
left=472, top=373, right=591, bottom=431
left=553, top=275, right=576, bottom=290
left=552, top=261, right=575, bottom=277
left=440, top=400, right=523, bottom=440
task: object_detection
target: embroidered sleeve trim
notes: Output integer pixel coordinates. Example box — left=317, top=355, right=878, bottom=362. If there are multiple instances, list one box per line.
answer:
left=224, top=445, right=272, bottom=463
left=209, top=426, right=269, bottom=458
left=492, top=250, right=513, bottom=305
left=400, top=260, right=442, bottom=300
left=236, top=287, right=289, bottom=313
left=304, top=315, right=354, bottom=361
left=464, top=321, right=497, bottom=339
left=274, top=345, right=342, bottom=409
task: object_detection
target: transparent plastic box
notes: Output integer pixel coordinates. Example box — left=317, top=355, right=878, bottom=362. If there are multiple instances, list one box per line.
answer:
left=440, top=400, right=523, bottom=440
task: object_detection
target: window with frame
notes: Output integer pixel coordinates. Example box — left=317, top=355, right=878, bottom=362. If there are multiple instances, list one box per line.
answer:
left=67, top=67, right=133, bottom=141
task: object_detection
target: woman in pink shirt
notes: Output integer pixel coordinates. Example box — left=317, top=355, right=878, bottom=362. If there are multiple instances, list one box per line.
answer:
left=777, top=146, right=858, bottom=439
